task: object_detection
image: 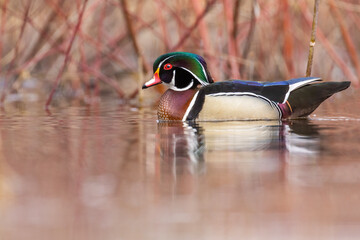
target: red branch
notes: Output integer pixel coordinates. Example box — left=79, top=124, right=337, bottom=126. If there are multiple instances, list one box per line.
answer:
left=169, top=0, right=217, bottom=52
left=45, top=0, right=90, bottom=109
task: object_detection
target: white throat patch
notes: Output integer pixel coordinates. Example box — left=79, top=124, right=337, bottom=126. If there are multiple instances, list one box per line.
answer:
left=166, top=70, right=194, bottom=91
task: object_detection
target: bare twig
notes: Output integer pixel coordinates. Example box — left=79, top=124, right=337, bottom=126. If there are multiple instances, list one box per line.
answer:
left=169, top=0, right=217, bottom=52
left=281, top=0, right=294, bottom=77
left=223, top=0, right=240, bottom=79
left=191, top=0, right=219, bottom=80
left=305, top=0, right=320, bottom=77
left=329, top=0, right=360, bottom=83
left=25, top=0, right=65, bottom=63
left=1, top=1, right=31, bottom=103
left=241, top=0, right=258, bottom=75
left=119, top=0, right=150, bottom=73
left=0, top=0, right=9, bottom=67
left=232, top=0, right=241, bottom=39
left=300, top=0, right=358, bottom=86
left=45, top=0, right=89, bottom=109
left=157, top=0, right=187, bottom=32
left=154, top=0, right=170, bottom=51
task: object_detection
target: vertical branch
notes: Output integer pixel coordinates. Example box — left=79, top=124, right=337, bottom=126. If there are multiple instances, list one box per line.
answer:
left=79, top=31, right=89, bottom=98
left=329, top=0, right=360, bottom=82
left=0, top=0, right=9, bottom=67
left=223, top=0, right=240, bottom=79
left=1, top=1, right=31, bottom=103
left=305, top=0, right=320, bottom=77
left=158, top=0, right=187, bottom=35
left=119, top=0, right=150, bottom=73
left=191, top=0, right=218, bottom=80
left=300, top=0, right=358, bottom=86
left=25, top=0, right=65, bottom=62
left=6, top=1, right=31, bottom=71
left=232, top=0, right=241, bottom=40
left=92, top=0, right=108, bottom=98
left=169, top=0, right=216, bottom=52
left=45, top=0, right=89, bottom=109
left=154, top=0, right=170, bottom=51
left=137, top=57, right=144, bottom=103
left=281, top=0, right=294, bottom=77
left=241, top=0, right=257, bottom=75
left=95, top=1, right=107, bottom=69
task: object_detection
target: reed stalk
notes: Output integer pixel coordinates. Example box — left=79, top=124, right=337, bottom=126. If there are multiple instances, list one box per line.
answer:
left=305, top=0, right=320, bottom=77
left=300, top=0, right=358, bottom=86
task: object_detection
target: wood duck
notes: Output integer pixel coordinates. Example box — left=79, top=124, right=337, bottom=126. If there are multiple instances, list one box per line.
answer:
left=142, top=52, right=351, bottom=121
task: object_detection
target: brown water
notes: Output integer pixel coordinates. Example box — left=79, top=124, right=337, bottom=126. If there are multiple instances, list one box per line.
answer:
left=0, top=93, right=359, bottom=240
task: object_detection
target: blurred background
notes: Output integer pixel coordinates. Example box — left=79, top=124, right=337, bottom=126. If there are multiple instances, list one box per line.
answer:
left=1, top=1, right=360, bottom=239
left=0, top=0, right=358, bottom=107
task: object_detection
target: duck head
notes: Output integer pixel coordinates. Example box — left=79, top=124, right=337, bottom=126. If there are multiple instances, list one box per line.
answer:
left=142, top=52, right=214, bottom=91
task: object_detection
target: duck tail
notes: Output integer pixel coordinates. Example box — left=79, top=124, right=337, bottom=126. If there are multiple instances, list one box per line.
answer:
left=287, top=81, right=351, bottom=118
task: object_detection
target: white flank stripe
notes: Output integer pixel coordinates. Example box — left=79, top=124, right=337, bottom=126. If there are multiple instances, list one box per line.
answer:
left=283, top=77, right=321, bottom=103
left=207, top=92, right=281, bottom=118
left=208, top=92, right=271, bottom=101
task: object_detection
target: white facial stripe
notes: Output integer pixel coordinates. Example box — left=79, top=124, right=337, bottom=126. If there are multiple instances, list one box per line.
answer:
left=170, top=70, right=176, bottom=86
left=164, top=69, right=193, bottom=91
left=166, top=79, right=194, bottom=91
left=157, top=55, right=175, bottom=70
left=194, top=58, right=208, bottom=82
left=157, top=55, right=209, bottom=84
left=179, top=67, right=208, bottom=86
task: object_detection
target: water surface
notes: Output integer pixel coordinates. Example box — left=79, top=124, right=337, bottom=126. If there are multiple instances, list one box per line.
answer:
left=0, top=94, right=359, bottom=240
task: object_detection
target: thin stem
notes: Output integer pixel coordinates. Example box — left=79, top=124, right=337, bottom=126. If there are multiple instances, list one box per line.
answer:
left=0, top=0, right=9, bottom=67
left=24, top=0, right=65, bottom=63
left=305, top=0, right=320, bottom=77
left=329, top=0, right=360, bottom=83
left=119, top=0, right=150, bottom=73
left=241, top=0, right=257, bottom=75
left=300, top=0, right=358, bottom=86
left=1, top=1, right=31, bottom=104
left=169, top=0, right=216, bottom=52
left=223, top=0, right=240, bottom=79
left=45, top=0, right=89, bottom=109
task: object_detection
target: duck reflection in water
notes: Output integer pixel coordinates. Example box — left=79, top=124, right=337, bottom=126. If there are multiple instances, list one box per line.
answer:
left=157, top=120, right=321, bottom=171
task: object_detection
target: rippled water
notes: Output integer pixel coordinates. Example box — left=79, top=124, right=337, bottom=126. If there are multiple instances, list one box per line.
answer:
left=0, top=93, right=359, bottom=240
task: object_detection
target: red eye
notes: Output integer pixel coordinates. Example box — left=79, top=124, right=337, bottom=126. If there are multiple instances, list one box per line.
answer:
left=164, top=63, right=172, bottom=70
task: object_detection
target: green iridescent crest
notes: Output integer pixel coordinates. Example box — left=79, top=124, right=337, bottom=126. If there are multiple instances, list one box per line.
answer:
left=152, top=52, right=213, bottom=85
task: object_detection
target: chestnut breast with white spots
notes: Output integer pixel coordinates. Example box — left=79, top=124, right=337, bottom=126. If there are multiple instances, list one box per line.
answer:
left=158, top=89, right=197, bottom=121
